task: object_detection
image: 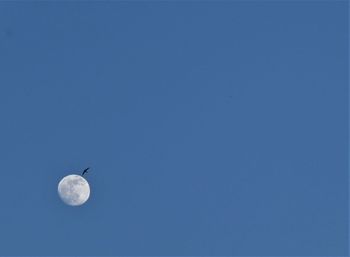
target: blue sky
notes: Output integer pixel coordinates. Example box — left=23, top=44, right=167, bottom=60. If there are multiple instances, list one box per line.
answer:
left=0, top=1, right=348, bottom=256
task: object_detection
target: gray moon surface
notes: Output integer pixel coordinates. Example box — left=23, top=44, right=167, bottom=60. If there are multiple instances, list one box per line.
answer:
left=58, top=174, right=90, bottom=206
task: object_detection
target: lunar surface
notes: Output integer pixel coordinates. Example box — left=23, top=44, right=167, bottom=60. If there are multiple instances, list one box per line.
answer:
left=58, top=174, right=90, bottom=206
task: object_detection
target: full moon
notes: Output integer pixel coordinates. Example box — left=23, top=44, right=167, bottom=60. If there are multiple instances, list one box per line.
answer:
left=58, top=174, right=90, bottom=206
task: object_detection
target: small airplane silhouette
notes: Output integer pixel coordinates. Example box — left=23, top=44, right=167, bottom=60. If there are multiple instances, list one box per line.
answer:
left=82, top=167, right=90, bottom=176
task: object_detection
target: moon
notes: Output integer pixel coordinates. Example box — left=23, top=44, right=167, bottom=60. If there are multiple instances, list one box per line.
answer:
left=58, top=174, right=90, bottom=206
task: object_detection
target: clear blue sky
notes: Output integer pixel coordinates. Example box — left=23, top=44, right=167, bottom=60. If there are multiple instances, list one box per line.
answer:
left=0, top=1, right=348, bottom=256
